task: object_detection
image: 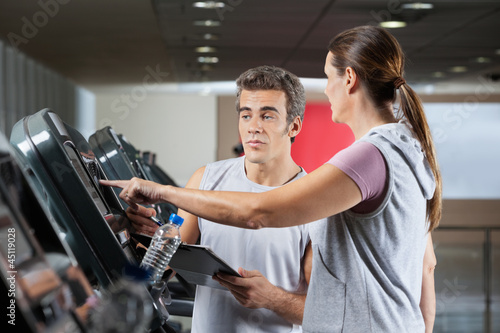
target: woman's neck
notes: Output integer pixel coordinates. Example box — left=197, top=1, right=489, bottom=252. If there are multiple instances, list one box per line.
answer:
left=348, top=97, right=396, bottom=140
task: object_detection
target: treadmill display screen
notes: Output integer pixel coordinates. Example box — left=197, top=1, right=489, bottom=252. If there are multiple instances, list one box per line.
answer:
left=63, top=144, right=109, bottom=216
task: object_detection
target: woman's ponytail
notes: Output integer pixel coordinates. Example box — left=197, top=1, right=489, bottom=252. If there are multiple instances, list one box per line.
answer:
left=398, top=83, right=442, bottom=231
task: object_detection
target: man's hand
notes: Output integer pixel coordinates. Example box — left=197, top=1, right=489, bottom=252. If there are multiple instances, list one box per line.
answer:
left=214, top=267, right=306, bottom=325
left=214, top=268, right=277, bottom=309
left=126, top=205, right=159, bottom=236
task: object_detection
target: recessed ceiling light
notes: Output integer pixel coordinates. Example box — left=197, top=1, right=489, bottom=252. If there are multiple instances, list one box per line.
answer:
left=401, top=2, right=434, bottom=10
left=431, top=71, right=445, bottom=78
left=197, top=56, right=219, bottom=64
left=449, top=66, right=468, bottom=73
left=474, top=57, right=491, bottom=63
left=379, top=21, right=407, bottom=28
left=192, top=1, right=225, bottom=9
left=201, top=33, right=220, bottom=40
left=193, top=20, right=221, bottom=27
left=195, top=46, right=217, bottom=53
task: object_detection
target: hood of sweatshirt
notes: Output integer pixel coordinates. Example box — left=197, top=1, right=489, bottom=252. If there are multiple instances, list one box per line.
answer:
left=364, top=120, right=436, bottom=200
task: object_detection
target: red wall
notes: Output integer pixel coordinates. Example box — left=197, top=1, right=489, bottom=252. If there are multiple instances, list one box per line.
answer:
left=291, top=102, right=355, bottom=172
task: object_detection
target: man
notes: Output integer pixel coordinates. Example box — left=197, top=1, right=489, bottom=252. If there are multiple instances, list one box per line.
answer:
left=127, top=66, right=315, bottom=332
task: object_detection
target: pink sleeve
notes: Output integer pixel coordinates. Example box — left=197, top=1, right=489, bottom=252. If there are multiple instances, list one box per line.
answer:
left=327, top=142, right=387, bottom=212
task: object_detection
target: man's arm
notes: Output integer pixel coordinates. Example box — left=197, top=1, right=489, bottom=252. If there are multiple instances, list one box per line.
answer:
left=420, top=234, right=437, bottom=333
left=214, top=241, right=313, bottom=325
left=176, top=167, right=205, bottom=244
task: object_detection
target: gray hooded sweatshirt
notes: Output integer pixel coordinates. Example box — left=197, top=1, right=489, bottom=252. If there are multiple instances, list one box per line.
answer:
left=303, top=121, right=436, bottom=333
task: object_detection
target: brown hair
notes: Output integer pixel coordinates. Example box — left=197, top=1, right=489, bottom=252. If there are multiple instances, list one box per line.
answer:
left=235, top=65, right=306, bottom=143
left=328, top=26, right=442, bottom=231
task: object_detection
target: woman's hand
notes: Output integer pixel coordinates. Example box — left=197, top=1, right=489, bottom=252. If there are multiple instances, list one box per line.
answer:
left=100, top=177, right=167, bottom=210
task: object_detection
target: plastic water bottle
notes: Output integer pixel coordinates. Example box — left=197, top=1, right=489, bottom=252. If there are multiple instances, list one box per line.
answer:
left=140, top=213, right=184, bottom=283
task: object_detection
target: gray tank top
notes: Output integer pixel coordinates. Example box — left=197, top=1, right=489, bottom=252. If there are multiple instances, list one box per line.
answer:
left=191, top=156, right=311, bottom=333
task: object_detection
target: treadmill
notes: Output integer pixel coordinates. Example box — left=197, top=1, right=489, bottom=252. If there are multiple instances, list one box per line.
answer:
left=10, top=109, right=175, bottom=331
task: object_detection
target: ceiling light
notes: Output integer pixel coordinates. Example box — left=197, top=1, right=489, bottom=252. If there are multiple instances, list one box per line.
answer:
left=195, top=46, right=217, bottom=53
left=379, top=21, right=407, bottom=28
left=495, top=49, right=500, bottom=56
left=193, top=19, right=221, bottom=27
left=474, top=57, right=491, bottom=63
left=201, top=33, right=220, bottom=40
left=431, top=72, right=445, bottom=78
left=449, top=66, right=468, bottom=73
left=197, top=56, right=219, bottom=64
left=192, top=1, right=225, bottom=9
left=401, top=2, right=434, bottom=10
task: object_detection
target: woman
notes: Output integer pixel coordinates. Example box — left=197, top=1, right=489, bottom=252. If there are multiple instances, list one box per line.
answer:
left=103, top=25, right=441, bottom=332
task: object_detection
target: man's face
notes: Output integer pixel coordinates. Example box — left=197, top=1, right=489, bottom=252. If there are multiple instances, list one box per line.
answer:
left=238, top=89, right=292, bottom=164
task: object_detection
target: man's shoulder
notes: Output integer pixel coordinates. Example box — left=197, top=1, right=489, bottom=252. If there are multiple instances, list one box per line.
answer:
left=201, top=156, right=245, bottom=190
left=206, top=156, right=244, bottom=171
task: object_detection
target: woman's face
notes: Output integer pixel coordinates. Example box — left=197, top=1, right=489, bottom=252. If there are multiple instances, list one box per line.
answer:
left=324, top=52, right=348, bottom=123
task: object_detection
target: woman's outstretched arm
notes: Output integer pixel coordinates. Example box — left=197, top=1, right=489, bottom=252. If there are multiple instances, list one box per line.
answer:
left=101, top=163, right=362, bottom=229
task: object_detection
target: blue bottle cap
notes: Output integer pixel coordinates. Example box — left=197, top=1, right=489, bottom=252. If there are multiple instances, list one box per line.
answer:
left=169, top=213, right=184, bottom=226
